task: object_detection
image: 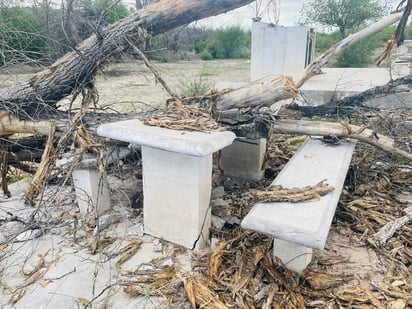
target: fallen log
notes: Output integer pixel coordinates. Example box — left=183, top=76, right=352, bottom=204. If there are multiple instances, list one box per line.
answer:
left=285, top=74, right=412, bottom=118
left=213, top=11, right=407, bottom=112
left=0, top=111, right=54, bottom=136
left=271, top=119, right=412, bottom=161
left=295, top=11, right=407, bottom=88
left=215, top=75, right=298, bottom=111
left=368, top=206, right=412, bottom=246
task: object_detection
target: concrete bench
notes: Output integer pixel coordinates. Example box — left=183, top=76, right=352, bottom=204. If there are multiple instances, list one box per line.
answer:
left=241, top=138, right=356, bottom=273
left=97, top=119, right=235, bottom=250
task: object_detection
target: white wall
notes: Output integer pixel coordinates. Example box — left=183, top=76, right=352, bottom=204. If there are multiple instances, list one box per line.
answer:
left=251, top=23, right=311, bottom=81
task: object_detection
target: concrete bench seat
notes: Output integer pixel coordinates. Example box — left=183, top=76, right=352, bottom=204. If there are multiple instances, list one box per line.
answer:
left=97, top=119, right=235, bottom=250
left=241, top=138, right=356, bottom=273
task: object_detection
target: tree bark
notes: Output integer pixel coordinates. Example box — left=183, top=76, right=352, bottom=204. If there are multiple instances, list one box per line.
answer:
left=271, top=119, right=412, bottom=161
left=0, top=0, right=253, bottom=118
left=215, top=76, right=298, bottom=111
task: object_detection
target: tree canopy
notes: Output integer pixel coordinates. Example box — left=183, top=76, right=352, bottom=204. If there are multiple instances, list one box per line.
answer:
left=301, top=0, right=387, bottom=38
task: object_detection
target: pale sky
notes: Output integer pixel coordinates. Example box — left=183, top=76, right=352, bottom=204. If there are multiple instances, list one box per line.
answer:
left=123, top=0, right=399, bottom=30
left=193, top=0, right=305, bottom=29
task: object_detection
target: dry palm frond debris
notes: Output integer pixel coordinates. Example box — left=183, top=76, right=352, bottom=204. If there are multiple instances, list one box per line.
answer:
left=142, top=90, right=232, bottom=132
left=251, top=179, right=335, bottom=203
left=142, top=100, right=222, bottom=132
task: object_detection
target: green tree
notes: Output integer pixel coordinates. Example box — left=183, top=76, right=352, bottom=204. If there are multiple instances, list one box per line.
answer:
left=0, top=7, right=47, bottom=66
left=302, top=0, right=386, bottom=39
left=208, top=26, right=250, bottom=59
left=94, top=0, right=129, bottom=25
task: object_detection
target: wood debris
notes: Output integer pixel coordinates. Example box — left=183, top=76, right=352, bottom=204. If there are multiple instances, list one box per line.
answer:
left=142, top=100, right=223, bottom=132
left=369, top=206, right=412, bottom=246
left=251, top=180, right=335, bottom=203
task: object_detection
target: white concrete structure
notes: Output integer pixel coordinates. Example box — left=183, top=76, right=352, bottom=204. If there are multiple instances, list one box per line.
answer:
left=221, top=138, right=267, bottom=181
left=251, top=23, right=313, bottom=81
left=97, top=119, right=235, bottom=249
left=241, top=138, right=356, bottom=273
left=57, top=149, right=132, bottom=216
left=391, top=40, right=412, bottom=77
left=72, top=168, right=111, bottom=215
left=64, top=153, right=111, bottom=216
left=217, top=22, right=315, bottom=181
left=214, top=82, right=268, bottom=181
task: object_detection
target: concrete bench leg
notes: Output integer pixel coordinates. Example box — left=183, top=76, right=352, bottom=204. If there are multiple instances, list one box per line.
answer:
left=141, top=146, right=212, bottom=250
left=72, top=168, right=111, bottom=216
left=221, top=138, right=267, bottom=181
left=273, top=238, right=313, bottom=274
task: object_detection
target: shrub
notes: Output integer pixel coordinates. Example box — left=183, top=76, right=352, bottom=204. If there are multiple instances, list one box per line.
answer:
left=178, top=76, right=211, bottom=97
left=0, top=8, right=47, bottom=66
left=207, top=26, right=250, bottom=59
left=194, top=39, right=207, bottom=54
left=200, top=50, right=213, bottom=60
left=94, top=0, right=129, bottom=25
left=336, top=39, right=375, bottom=67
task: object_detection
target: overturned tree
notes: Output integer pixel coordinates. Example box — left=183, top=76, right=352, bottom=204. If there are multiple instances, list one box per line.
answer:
left=0, top=0, right=254, bottom=118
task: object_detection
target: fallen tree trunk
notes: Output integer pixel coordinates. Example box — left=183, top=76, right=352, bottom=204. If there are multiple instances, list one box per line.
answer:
left=295, top=11, right=406, bottom=87
left=0, top=0, right=253, bottom=118
left=215, top=76, right=298, bottom=110
left=0, top=111, right=54, bottom=136
left=271, top=119, right=412, bottom=161
left=285, top=74, right=412, bottom=118
left=213, top=11, right=407, bottom=111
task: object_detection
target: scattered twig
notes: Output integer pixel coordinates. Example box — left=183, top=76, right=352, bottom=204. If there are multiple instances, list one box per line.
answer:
left=24, top=123, right=56, bottom=202
left=368, top=206, right=412, bottom=246
left=251, top=179, right=335, bottom=203
left=126, top=37, right=178, bottom=100
left=45, top=267, right=77, bottom=281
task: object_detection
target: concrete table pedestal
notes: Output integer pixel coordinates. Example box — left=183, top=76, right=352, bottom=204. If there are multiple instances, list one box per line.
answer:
left=72, top=168, right=111, bottom=216
left=97, top=119, right=235, bottom=250
left=221, top=138, right=267, bottom=181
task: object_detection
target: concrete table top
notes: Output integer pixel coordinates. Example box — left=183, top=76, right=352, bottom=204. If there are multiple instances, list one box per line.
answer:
left=97, top=119, right=236, bottom=157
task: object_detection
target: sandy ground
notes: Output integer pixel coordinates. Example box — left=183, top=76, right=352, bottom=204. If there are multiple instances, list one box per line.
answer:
left=0, top=59, right=251, bottom=114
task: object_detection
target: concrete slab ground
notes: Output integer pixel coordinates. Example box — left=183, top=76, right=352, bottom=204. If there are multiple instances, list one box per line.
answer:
left=0, top=180, right=194, bottom=308
left=216, top=68, right=412, bottom=110
left=299, top=68, right=412, bottom=109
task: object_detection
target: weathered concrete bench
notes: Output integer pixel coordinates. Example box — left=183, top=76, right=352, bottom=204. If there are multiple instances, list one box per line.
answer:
left=241, top=138, right=356, bottom=273
left=97, top=119, right=235, bottom=250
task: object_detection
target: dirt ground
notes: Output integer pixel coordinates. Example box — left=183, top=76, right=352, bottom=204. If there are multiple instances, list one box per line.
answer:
left=0, top=59, right=250, bottom=113
left=0, top=59, right=411, bottom=308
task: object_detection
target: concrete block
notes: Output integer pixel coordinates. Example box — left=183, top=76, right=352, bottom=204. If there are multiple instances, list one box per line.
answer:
left=221, top=138, right=267, bottom=181
left=72, top=168, right=111, bottom=216
left=142, top=146, right=212, bottom=250
left=241, top=138, right=356, bottom=249
left=273, top=238, right=313, bottom=274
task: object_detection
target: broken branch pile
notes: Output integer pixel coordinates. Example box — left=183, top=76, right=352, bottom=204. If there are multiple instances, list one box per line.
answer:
left=251, top=180, right=335, bottom=203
